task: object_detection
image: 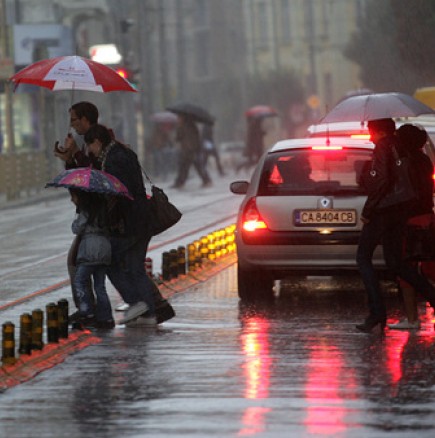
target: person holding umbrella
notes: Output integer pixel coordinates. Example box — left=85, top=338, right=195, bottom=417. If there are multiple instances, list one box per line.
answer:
left=355, top=118, right=435, bottom=333
left=170, top=113, right=212, bottom=189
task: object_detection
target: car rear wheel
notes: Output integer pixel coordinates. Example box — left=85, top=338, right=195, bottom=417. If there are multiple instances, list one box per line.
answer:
left=237, top=265, right=274, bottom=300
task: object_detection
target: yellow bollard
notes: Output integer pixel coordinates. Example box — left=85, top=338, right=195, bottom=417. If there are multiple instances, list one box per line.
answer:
left=18, top=313, right=33, bottom=355
left=2, top=321, right=16, bottom=365
left=194, top=240, right=202, bottom=269
left=187, top=243, right=196, bottom=272
left=57, top=299, right=69, bottom=339
left=31, top=309, right=44, bottom=350
left=200, top=236, right=209, bottom=260
left=46, top=302, right=59, bottom=343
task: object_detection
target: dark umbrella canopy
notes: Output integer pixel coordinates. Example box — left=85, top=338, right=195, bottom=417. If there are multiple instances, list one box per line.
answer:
left=45, top=167, right=133, bottom=200
left=320, top=92, right=435, bottom=123
left=166, top=102, right=215, bottom=125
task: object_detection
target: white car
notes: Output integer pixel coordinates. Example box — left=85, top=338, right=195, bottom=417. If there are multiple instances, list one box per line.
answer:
left=231, top=136, right=389, bottom=300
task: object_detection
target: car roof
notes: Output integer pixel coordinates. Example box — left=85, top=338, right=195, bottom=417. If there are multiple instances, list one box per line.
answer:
left=270, top=136, right=374, bottom=153
left=307, top=115, right=435, bottom=137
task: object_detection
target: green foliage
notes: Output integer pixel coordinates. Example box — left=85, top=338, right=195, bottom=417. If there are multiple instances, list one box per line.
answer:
left=344, top=0, right=435, bottom=93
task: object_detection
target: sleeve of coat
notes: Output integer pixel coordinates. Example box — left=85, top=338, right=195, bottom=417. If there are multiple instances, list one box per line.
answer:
left=361, top=142, right=393, bottom=219
left=71, top=212, right=88, bottom=236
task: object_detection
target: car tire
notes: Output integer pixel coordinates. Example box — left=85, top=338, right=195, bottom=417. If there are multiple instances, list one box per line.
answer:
left=237, top=265, right=274, bottom=300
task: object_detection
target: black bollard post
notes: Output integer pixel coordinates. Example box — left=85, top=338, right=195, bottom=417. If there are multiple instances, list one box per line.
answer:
left=46, top=302, right=59, bottom=343
left=31, top=309, right=44, bottom=350
left=169, top=249, right=178, bottom=279
left=2, top=321, right=16, bottom=365
left=162, top=252, right=171, bottom=281
left=18, top=313, right=32, bottom=355
left=177, top=246, right=186, bottom=276
left=57, top=299, right=69, bottom=339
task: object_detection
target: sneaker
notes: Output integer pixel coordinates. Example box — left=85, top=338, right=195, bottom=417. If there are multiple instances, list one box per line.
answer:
left=125, top=315, right=157, bottom=328
left=387, top=319, right=421, bottom=330
left=118, top=302, right=149, bottom=324
left=115, top=302, right=130, bottom=312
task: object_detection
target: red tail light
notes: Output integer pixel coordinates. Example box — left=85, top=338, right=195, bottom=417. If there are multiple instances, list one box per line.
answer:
left=242, top=197, right=268, bottom=232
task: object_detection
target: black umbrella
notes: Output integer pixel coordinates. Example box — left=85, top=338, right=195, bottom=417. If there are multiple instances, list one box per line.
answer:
left=166, top=102, right=215, bottom=125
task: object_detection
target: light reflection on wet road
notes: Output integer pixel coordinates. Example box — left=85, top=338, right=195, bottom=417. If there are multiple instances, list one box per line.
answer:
left=1, top=267, right=435, bottom=437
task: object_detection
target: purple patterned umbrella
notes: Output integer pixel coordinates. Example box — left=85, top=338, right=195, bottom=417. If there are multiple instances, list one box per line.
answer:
left=45, top=167, right=133, bottom=200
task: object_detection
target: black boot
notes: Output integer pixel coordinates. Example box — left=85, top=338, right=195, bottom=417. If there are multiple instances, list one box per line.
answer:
left=356, top=315, right=386, bottom=333
left=155, top=299, right=176, bottom=324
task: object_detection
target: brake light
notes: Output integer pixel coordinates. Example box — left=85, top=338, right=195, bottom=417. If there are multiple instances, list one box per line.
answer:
left=350, top=134, right=371, bottom=140
left=311, top=146, right=343, bottom=150
left=242, top=197, right=268, bottom=232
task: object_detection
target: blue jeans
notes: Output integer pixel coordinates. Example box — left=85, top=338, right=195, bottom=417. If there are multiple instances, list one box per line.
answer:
left=74, top=264, right=113, bottom=322
left=107, top=235, right=156, bottom=315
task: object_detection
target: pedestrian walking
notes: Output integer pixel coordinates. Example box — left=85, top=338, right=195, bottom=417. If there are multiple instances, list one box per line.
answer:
left=387, top=124, right=435, bottom=330
left=355, top=118, right=435, bottom=333
left=85, top=123, right=175, bottom=326
left=171, top=114, right=212, bottom=188
left=201, top=124, right=225, bottom=176
left=54, top=103, right=174, bottom=325
left=69, top=188, right=114, bottom=329
left=54, top=102, right=99, bottom=315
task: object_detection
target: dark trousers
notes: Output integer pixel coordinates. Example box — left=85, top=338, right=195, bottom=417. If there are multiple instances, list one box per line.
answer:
left=107, top=235, right=156, bottom=315
left=175, top=149, right=211, bottom=186
left=357, top=209, right=435, bottom=319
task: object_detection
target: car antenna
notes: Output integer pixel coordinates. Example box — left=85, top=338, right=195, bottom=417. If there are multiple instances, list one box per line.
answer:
left=325, top=105, right=330, bottom=146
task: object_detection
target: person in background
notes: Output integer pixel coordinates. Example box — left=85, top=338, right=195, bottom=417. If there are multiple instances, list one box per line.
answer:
left=201, top=123, right=225, bottom=176
left=150, top=123, right=176, bottom=181
left=69, top=188, right=114, bottom=329
left=387, top=124, right=435, bottom=330
left=171, top=114, right=212, bottom=189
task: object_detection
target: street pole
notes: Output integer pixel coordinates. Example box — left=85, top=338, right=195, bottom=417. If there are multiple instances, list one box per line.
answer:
left=0, top=0, right=15, bottom=153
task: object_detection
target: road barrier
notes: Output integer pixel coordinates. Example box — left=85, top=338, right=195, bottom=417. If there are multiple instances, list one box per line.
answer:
left=1, top=322, right=16, bottom=365
left=18, top=313, right=32, bottom=355
left=31, top=309, right=44, bottom=350
left=1, top=224, right=236, bottom=370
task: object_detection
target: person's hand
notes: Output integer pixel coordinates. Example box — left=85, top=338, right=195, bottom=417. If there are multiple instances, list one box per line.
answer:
left=361, top=216, right=370, bottom=224
left=63, top=133, right=79, bottom=156
left=53, top=141, right=72, bottom=161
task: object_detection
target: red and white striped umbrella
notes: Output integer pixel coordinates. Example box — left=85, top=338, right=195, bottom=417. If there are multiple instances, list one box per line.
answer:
left=9, top=55, right=137, bottom=93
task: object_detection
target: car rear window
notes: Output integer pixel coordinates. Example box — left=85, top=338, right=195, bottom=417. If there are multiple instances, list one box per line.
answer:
left=258, top=148, right=374, bottom=196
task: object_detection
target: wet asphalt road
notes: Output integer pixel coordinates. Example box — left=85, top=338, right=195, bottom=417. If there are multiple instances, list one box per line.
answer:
left=1, top=266, right=435, bottom=437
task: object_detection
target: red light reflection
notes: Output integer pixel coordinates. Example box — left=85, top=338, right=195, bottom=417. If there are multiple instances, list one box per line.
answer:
left=238, top=317, right=272, bottom=436
left=385, top=331, right=409, bottom=387
left=304, top=342, right=356, bottom=435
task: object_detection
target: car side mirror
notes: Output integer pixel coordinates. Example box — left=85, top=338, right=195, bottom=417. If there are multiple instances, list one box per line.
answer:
left=230, top=181, right=249, bottom=194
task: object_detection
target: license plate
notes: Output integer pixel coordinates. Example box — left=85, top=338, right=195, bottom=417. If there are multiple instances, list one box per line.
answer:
left=294, top=209, right=357, bottom=226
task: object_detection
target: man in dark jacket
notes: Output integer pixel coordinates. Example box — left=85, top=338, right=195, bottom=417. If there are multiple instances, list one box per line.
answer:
left=356, top=118, right=435, bottom=332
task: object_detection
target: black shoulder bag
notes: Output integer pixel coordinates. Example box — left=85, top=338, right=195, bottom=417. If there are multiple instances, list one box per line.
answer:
left=142, top=171, right=182, bottom=236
